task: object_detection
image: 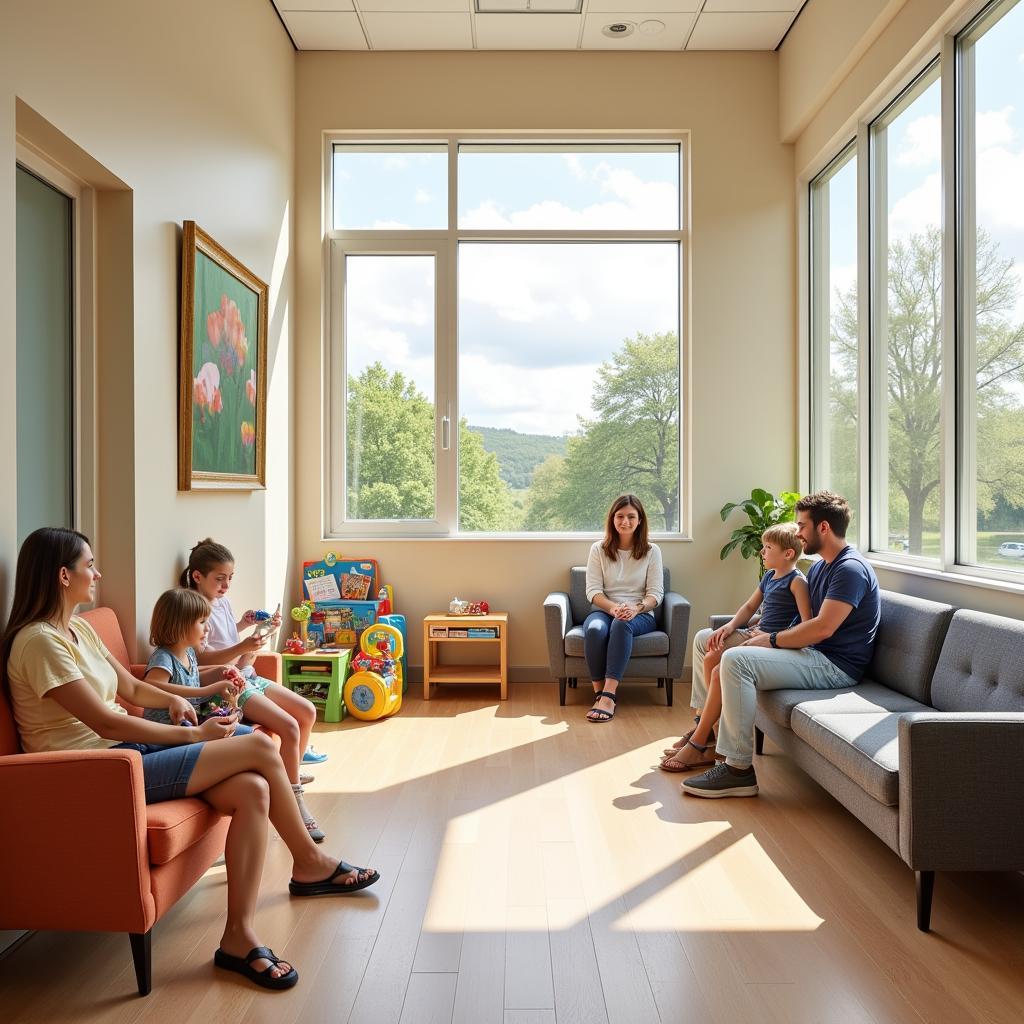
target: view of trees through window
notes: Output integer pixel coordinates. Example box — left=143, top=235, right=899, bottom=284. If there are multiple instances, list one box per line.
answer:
left=332, top=142, right=683, bottom=534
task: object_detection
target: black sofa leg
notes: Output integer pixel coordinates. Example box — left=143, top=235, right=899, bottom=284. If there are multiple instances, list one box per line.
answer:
left=665, top=677, right=673, bottom=707
left=916, top=871, right=935, bottom=932
left=559, top=678, right=567, bottom=706
left=657, top=678, right=664, bottom=688
left=570, top=677, right=578, bottom=688
left=754, top=726, right=764, bottom=755
left=130, top=930, right=152, bottom=996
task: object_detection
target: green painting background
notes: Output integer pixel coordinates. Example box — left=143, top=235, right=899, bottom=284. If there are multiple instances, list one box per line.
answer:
left=191, top=250, right=259, bottom=475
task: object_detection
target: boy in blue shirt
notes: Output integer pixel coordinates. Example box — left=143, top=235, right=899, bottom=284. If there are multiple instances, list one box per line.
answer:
left=683, top=491, right=880, bottom=799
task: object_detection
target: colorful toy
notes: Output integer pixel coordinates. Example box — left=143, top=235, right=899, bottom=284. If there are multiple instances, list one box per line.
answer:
left=291, top=602, right=312, bottom=644
left=378, top=613, right=408, bottom=693
left=246, top=604, right=281, bottom=638
left=284, top=632, right=306, bottom=655
left=343, top=623, right=405, bottom=721
left=448, top=598, right=490, bottom=615
left=205, top=668, right=244, bottom=721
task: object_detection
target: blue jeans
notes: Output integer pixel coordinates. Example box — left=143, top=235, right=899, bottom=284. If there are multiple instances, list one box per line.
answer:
left=583, top=611, right=657, bottom=684
left=716, top=646, right=855, bottom=767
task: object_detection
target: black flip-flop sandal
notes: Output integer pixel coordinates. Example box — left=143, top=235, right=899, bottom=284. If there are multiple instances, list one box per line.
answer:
left=288, top=859, right=380, bottom=896
left=214, top=946, right=298, bottom=990
left=586, top=690, right=617, bottom=723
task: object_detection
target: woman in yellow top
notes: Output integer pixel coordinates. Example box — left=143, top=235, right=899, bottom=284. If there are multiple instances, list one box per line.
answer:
left=1, top=528, right=379, bottom=992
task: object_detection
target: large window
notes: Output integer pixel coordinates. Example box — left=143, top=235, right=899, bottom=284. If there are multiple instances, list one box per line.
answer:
left=327, top=140, right=685, bottom=537
left=810, top=144, right=860, bottom=546
left=808, top=0, right=1024, bottom=584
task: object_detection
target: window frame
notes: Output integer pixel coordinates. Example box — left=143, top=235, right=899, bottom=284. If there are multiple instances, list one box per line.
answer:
left=805, top=0, right=1024, bottom=591
left=322, top=133, right=691, bottom=540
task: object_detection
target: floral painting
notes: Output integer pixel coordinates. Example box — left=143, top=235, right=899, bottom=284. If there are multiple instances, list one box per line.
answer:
left=179, top=222, right=267, bottom=489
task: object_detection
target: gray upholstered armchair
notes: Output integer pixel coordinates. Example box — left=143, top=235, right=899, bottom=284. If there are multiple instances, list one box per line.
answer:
left=544, top=566, right=690, bottom=707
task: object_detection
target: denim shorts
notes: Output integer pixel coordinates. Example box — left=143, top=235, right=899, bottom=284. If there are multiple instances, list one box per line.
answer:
left=113, top=724, right=254, bottom=804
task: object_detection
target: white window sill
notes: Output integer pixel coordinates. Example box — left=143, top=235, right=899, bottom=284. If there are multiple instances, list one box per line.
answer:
left=867, top=555, right=1024, bottom=598
left=320, top=532, right=695, bottom=543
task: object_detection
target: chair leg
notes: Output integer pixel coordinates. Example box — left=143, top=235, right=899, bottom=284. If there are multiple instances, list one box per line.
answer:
left=754, top=726, right=765, bottom=755
left=657, top=678, right=664, bottom=688
left=916, top=871, right=935, bottom=932
left=570, top=678, right=578, bottom=688
left=559, top=678, right=567, bottom=706
left=665, top=677, right=674, bottom=706
left=129, top=930, right=152, bottom=996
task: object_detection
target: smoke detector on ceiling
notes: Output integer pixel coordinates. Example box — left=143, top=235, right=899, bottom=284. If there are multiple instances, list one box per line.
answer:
left=602, top=22, right=634, bottom=39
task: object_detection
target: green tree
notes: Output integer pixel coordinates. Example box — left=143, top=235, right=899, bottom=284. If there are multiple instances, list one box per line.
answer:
left=831, top=228, right=1024, bottom=552
left=542, top=331, right=680, bottom=531
left=346, top=363, right=515, bottom=529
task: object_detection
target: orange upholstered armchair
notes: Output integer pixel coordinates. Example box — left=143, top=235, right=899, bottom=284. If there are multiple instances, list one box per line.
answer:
left=0, top=607, right=281, bottom=995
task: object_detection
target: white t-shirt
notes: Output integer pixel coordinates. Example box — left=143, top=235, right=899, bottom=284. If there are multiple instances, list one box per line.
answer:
left=585, top=542, right=665, bottom=608
left=203, top=596, right=256, bottom=678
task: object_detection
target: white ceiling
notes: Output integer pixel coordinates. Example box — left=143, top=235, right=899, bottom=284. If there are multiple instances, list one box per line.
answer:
left=272, top=0, right=808, bottom=51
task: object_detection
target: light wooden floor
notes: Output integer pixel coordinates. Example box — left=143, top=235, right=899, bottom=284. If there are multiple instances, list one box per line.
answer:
left=3, top=683, right=1024, bottom=1024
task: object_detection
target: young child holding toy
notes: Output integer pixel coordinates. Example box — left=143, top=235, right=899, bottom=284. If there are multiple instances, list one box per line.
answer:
left=660, top=523, right=811, bottom=772
left=142, top=588, right=250, bottom=727
left=181, top=539, right=326, bottom=842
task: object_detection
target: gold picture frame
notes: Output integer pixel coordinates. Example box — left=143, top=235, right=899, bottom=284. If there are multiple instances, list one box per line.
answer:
left=178, top=221, right=267, bottom=489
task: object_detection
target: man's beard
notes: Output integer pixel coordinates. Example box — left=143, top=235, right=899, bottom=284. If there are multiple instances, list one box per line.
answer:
left=802, top=532, right=821, bottom=556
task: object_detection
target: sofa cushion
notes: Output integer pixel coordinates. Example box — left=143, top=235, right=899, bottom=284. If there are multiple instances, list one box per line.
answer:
left=146, top=798, right=224, bottom=865
left=865, top=592, right=954, bottom=703
left=791, top=711, right=901, bottom=806
left=564, top=626, right=669, bottom=658
left=756, top=681, right=930, bottom=728
left=930, top=609, right=1024, bottom=713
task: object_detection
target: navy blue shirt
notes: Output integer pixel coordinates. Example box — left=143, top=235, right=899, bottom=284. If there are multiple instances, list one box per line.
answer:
left=757, top=568, right=804, bottom=632
left=807, top=546, right=880, bottom=682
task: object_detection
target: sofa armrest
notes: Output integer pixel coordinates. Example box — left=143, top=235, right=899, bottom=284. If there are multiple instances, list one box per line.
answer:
left=0, top=749, right=154, bottom=932
left=253, top=652, right=281, bottom=682
left=898, top=712, right=1024, bottom=871
left=663, top=592, right=691, bottom=678
left=543, top=592, right=572, bottom=677
left=709, top=615, right=732, bottom=629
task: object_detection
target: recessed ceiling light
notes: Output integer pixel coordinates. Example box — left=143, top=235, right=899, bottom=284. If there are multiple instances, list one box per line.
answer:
left=638, top=19, right=665, bottom=36
left=602, top=22, right=634, bottom=39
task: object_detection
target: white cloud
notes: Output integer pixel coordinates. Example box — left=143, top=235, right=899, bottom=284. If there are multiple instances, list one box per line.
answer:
left=976, top=146, right=1024, bottom=230
left=888, top=171, right=941, bottom=239
left=830, top=262, right=857, bottom=303
left=414, top=188, right=432, bottom=205
left=977, top=106, right=1016, bottom=150
left=896, top=114, right=941, bottom=167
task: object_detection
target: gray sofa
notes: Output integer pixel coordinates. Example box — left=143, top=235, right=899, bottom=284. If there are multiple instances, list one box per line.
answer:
left=724, top=590, right=1024, bottom=931
left=544, top=566, right=690, bottom=707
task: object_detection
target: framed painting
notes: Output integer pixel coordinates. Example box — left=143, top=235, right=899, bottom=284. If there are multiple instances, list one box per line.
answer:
left=178, top=221, right=268, bottom=489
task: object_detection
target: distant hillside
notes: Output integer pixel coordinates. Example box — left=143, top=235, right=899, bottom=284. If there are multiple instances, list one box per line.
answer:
left=468, top=425, right=569, bottom=490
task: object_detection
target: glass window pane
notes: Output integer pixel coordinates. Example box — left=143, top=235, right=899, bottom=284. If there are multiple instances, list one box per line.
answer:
left=810, top=147, right=860, bottom=545
left=344, top=255, right=436, bottom=521
left=458, top=144, right=680, bottom=230
left=16, top=166, right=73, bottom=542
left=960, top=0, right=1024, bottom=572
left=458, top=242, right=680, bottom=532
left=871, top=69, right=942, bottom=559
left=333, top=145, right=447, bottom=229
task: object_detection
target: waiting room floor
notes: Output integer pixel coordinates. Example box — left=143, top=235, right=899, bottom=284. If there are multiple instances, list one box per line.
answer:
left=2, top=682, right=1023, bottom=1024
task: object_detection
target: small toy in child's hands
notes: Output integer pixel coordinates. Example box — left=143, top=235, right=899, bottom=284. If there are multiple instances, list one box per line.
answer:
left=448, top=597, right=490, bottom=615
left=246, top=604, right=281, bottom=638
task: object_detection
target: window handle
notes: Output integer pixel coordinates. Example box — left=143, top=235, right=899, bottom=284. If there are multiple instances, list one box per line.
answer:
left=441, top=401, right=451, bottom=451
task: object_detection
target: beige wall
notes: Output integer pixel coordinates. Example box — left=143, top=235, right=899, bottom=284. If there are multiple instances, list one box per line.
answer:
left=1, top=0, right=295, bottom=653
left=295, top=52, right=796, bottom=676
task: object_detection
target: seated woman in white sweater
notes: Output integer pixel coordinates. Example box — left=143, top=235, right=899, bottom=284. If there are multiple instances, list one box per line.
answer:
left=583, top=494, right=664, bottom=722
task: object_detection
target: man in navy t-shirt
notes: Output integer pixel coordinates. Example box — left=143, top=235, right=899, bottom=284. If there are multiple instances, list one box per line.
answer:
left=683, top=491, right=880, bottom=799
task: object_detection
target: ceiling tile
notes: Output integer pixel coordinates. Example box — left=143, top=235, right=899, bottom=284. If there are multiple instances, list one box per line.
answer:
left=358, top=0, right=468, bottom=10
left=588, top=0, right=699, bottom=11
left=686, top=11, right=794, bottom=49
left=362, top=12, right=474, bottom=48
left=281, top=10, right=368, bottom=48
left=702, top=1, right=802, bottom=11
left=581, top=12, right=695, bottom=50
left=275, top=0, right=354, bottom=11
left=475, top=13, right=581, bottom=49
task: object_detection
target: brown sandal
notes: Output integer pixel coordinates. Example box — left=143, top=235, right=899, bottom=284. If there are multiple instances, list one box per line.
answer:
left=663, top=725, right=714, bottom=758
left=659, top=740, right=716, bottom=772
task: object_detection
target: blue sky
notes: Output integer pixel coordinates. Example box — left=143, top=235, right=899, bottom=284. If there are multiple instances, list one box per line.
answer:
left=336, top=146, right=680, bottom=434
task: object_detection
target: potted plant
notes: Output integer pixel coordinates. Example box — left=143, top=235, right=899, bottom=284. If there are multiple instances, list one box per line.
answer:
left=719, top=488, right=800, bottom=577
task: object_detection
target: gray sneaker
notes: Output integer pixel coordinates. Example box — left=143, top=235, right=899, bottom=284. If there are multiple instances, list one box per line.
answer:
left=681, top=761, right=758, bottom=799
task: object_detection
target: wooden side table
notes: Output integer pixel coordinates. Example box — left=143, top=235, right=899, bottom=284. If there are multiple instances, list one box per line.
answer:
left=281, top=649, right=351, bottom=723
left=422, top=612, right=509, bottom=700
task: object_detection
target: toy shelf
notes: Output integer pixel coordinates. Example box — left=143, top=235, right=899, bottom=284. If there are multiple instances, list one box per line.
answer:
left=422, top=612, right=509, bottom=700
left=282, top=649, right=352, bottom=723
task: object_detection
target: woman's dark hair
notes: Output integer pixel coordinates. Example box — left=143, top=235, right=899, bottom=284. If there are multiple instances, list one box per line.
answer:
left=180, top=538, right=235, bottom=589
left=601, top=494, right=651, bottom=562
left=1, top=527, right=91, bottom=687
